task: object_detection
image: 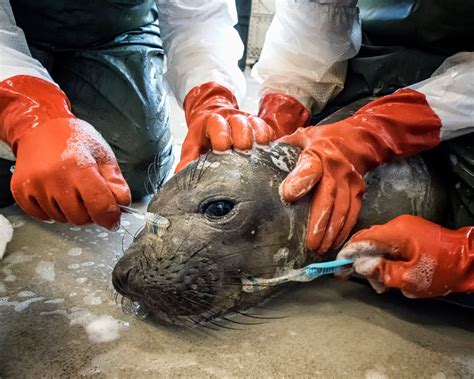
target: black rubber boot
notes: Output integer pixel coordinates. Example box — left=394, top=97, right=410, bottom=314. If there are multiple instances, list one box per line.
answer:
left=0, top=158, right=15, bottom=208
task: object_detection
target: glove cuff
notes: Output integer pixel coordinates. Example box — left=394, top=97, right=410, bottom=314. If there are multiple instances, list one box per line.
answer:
left=183, top=82, right=239, bottom=126
left=0, top=75, right=75, bottom=154
left=258, top=93, right=311, bottom=138
left=343, top=89, right=442, bottom=173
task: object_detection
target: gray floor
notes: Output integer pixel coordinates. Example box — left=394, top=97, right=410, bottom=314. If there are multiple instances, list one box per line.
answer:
left=1, top=74, right=473, bottom=378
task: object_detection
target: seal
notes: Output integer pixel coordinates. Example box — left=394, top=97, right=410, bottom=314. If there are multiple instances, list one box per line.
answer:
left=112, top=99, right=448, bottom=326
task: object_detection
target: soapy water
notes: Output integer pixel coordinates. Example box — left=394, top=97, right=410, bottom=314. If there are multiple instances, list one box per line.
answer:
left=35, top=260, right=55, bottom=282
left=402, top=254, right=437, bottom=292
left=60, top=119, right=116, bottom=167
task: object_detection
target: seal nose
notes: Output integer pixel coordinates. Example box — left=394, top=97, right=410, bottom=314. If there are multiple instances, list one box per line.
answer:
left=112, top=260, right=133, bottom=296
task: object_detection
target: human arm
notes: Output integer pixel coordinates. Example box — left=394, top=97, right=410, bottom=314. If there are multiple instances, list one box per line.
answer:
left=280, top=52, right=474, bottom=254
left=157, top=0, right=312, bottom=171
left=0, top=0, right=130, bottom=228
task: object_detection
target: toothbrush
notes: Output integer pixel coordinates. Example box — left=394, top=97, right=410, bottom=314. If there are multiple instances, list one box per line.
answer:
left=119, top=205, right=170, bottom=235
left=241, top=258, right=354, bottom=293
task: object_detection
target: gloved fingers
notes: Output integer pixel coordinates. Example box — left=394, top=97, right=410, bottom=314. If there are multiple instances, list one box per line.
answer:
left=333, top=180, right=365, bottom=249
left=77, top=167, right=121, bottom=229
left=176, top=144, right=202, bottom=173
left=248, top=116, right=275, bottom=145
left=335, top=240, right=386, bottom=285
left=277, top=127, right=309, bottom=148
left=97, top=164, right=131, bottom=206
left=318, top=177, right=351, bottom=254
left=305, top=173, right=336, bottom=252
left=176, top=132, right=208, bottom=173
left=37, top=195, right=68, bottom=224
left=206, top=114, right=232, bottom=152
left=52, top=188, right=93, bottom=225
left=369, top=258, right=417, bottom=296
left=281, top=150, right=322, bottom=202
left=12, top=189, right=50, bottom=221
left=229, top=114, right=254, bottom=151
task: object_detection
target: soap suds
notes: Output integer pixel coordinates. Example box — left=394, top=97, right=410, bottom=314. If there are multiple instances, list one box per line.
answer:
left=35, top=261, right=55, bottom=282
left=68, top=310, right=128, bottom=343
left=68, top=248, right=82, bottom=257
left=402, top=254, right=437, bottom=292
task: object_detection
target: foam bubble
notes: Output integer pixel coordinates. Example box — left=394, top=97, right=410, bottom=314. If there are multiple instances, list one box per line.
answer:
left=68, top=248, right=82, bottom=257
left=60, top=119, right=115, bottom=168
left=35, top=261, right=55, bottom=282
left=69, top=310, right=128, bottom=343
left=17, top=291, right=36, bottom=298
left=402, top=254, right=437, bottom=292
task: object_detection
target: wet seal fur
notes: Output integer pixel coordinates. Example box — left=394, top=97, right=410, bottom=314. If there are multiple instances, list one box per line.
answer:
left=112, top=99, right=448, bottom=326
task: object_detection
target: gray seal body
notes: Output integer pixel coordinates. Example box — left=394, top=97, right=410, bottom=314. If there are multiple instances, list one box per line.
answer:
left=112, top=99, right=447, bottom=326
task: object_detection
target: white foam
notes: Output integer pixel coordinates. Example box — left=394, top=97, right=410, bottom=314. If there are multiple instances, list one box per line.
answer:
left=35, top=261, right=55, bottom=282
left=69, top=310, right=128, bottom=343
left=67, top=247, right=82, bottom=257
left=17, top=290, right=36, bottom=298
left=60, top=119, right=115, bottom=168
left=44, top=298, right=64, bottom=304
left=83, top=294, right=103, bottom=305
left=0, top=214, right=13, bottom=259
left=0, top=296, right=45, bottom=312
left=402, top=254, right=437, bottom=292
left=3, top=251, right=34, bottom=265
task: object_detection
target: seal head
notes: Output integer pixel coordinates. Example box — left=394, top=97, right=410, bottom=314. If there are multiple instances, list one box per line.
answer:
left=113, top=144, right=310, bottom=325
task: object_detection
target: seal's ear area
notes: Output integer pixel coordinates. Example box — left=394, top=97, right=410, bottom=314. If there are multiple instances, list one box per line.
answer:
left=249, top=143, right=302, bottom=178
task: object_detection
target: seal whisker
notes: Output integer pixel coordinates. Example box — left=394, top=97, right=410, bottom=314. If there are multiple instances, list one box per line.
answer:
left=233, top=310, right=286, bottom=320
left=194, top=152, right=212, bottom=188
left=216, top=242, right=288, bottom=261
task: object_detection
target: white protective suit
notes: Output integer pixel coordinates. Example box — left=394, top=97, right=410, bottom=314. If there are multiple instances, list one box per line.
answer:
left=1, top=0, right=474, bottom=257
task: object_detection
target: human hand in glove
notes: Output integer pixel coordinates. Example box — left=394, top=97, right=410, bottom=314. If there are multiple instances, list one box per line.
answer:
left=279, top=89, right=442, bottom=254
left=0, top=76, right=131, bottom=229
left=336, top=215, right=474, bottom=298
left=176, top=82, right=310, bottom=172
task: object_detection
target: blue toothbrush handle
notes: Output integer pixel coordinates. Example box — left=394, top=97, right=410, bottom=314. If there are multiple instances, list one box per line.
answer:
left=304, top=258, right=354, bottom=278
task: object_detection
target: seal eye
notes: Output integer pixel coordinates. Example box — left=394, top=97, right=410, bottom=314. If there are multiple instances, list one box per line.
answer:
left=202, top=200, right=235, bottom=219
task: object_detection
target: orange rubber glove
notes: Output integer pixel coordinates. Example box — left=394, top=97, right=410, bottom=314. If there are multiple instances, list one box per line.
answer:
left=176, top=82, right=310, bottom=172
left=0, top=75, right=131, bottom=229
left=279, top=89, right=442, bottom=254
left=336, top=215, right=474, bottom=298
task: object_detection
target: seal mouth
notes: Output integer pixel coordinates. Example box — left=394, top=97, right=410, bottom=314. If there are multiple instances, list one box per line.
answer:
left=112, top=232, right=281, bottom=327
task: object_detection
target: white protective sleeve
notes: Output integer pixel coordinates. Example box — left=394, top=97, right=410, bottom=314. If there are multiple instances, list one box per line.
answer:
left=409, top=52, right=474, bottom=141
left=0, top=0, right=55, bottom=160
left=0, top=0, right=53, bottom=82
left=252, top=0, right=361, bottom=112
left=157, top=0, right=246, bottom=106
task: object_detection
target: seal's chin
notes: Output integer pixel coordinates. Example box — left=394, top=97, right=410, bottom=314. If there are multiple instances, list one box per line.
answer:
left=112, top=233, right=271, bottom=326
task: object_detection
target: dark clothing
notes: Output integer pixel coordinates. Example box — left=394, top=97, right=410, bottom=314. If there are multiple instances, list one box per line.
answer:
left=2, top=4, right=173, bottom=200
left=10, top=0, right=158, bottom=50
left=312, top=0, right=474, bottom=229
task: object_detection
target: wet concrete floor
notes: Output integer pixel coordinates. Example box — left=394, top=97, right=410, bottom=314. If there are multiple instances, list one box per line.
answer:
left=0, top=204, right=473, bottom=378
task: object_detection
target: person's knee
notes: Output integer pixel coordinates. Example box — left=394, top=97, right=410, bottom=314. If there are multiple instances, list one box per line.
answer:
left=119, top=127, right=175, bottom=200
